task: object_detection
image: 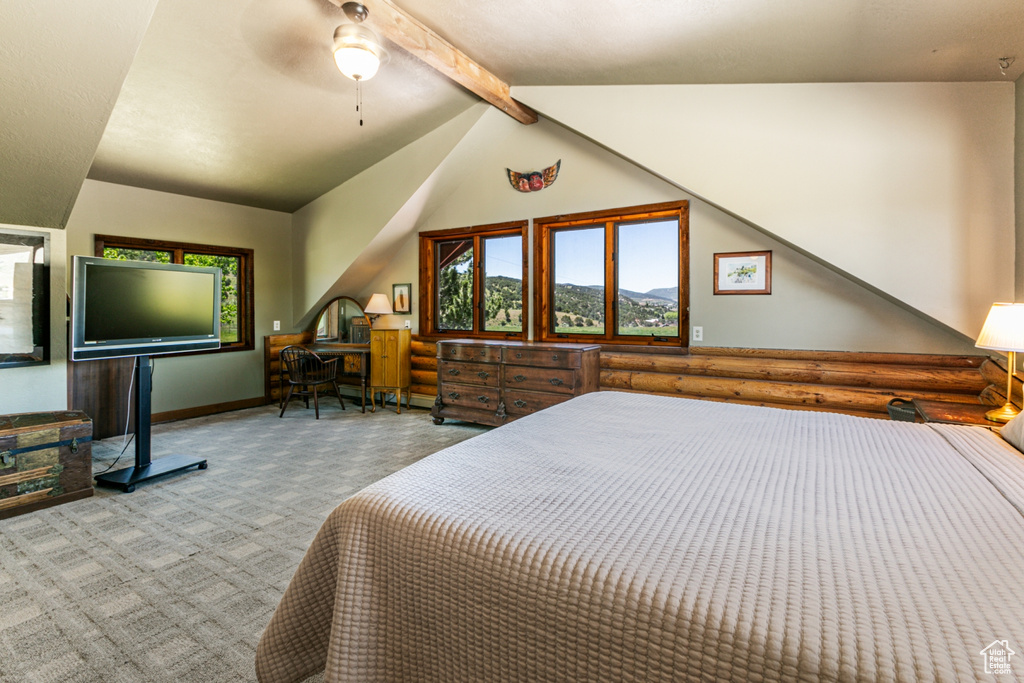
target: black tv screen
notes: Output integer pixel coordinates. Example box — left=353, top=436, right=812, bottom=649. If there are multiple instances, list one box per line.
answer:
left=71, top=256, right=221, bottom=360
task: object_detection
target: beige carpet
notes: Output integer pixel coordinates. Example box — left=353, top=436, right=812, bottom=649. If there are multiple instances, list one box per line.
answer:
left=0, top=403, right=486, bottom=682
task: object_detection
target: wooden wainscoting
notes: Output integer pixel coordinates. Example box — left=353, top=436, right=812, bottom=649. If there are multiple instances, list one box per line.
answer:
left=409, top=341, right=1008, bottom=419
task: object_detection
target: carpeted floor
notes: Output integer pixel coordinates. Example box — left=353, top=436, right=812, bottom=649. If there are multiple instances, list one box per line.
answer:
left=0, top=403, right=487, bottom=683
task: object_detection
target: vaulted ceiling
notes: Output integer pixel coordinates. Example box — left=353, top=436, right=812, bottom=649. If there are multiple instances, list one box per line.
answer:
left=2, top=0, right=1022, bottom=227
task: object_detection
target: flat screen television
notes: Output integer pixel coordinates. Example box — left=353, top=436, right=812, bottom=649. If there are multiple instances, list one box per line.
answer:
left=71, top=256, right=221, bottom=361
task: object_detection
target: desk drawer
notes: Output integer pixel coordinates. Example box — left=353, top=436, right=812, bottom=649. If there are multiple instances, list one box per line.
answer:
left=503, top=346, right=579, bottom=369
left=441, top=343, right=501, bottom=364
left=439, top=360, right=499, bottom=387
left=438, top=384, right=500, bottom=411
left=503, top=366, right=576, bottom=394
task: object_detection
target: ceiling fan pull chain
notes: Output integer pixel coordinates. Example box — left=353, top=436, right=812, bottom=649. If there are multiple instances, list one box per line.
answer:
left=356, top=78, right=363, bottom=126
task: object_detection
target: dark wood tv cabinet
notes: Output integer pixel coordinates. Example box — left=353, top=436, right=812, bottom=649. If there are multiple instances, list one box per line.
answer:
left=431, top=340, right=600, bottom=427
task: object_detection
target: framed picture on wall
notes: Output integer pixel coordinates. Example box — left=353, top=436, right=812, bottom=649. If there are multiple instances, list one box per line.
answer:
left=713, top=251, right=772, bottom=295
left=392, top=283, right=412, bottom=314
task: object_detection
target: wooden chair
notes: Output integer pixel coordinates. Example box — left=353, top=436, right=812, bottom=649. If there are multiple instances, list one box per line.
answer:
left=279, top=346, right=345, bottom=419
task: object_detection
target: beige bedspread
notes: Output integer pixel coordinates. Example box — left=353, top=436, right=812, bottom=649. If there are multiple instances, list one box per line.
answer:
left=256, top=392, right=1024, bottom=682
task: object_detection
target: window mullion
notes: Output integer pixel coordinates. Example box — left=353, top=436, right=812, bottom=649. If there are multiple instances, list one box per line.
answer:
left=604, top=221, right=616, bottom=341
left=473, top=235, right=483, bottom=333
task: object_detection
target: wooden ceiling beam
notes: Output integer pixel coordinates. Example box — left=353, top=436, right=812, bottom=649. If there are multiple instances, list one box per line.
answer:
left=333, top=0, right=537, bottom=125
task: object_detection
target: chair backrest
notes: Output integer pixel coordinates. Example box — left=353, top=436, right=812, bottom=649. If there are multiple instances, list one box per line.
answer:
left=280, top=346, right=334, bottom=384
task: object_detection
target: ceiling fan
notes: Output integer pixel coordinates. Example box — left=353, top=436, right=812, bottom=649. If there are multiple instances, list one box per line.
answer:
left=332, top=2, right=389, bottom=124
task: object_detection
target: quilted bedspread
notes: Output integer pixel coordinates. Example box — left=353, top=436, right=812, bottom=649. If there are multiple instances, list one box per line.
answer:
left=256, top=392, right=1024, bottom=682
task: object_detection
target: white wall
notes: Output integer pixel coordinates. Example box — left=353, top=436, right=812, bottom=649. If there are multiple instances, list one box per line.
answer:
left=0, top=225, right=69, bottom=413
left=290, top=106, right=487, bottom=327
left=1016, top=73, right=1024, bottom=301
left=515, top=83, right=1015, bottom=340
left=357, top=111, right=976, bottom=355
left=64, top=180, right=292, bottom=413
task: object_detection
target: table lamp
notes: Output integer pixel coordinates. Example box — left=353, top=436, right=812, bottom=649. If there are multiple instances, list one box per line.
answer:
left=364, top=293, right=393, bottom=327
left=975, top=302, right=1024, bottom=422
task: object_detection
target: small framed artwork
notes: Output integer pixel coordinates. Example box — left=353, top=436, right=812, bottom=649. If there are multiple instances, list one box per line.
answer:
left=713, top=251, right=772, bottom=295
left=392, top=283, right=412, bottom=314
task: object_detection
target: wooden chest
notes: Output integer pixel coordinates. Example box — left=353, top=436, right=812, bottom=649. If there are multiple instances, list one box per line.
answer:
left=431, top=340, right=600, bottom=427
left=0, top=411, right=93, bottom=519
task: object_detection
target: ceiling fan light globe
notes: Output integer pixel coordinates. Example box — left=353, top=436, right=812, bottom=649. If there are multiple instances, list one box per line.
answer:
left=333, top=23, right=386, bottom=81
left=334, top=46, right=380, bottom=80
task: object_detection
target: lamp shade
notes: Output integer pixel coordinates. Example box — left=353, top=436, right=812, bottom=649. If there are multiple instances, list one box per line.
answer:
left=333, top=24, right=386, bottom=81
left=976, top=303, right=1024, bottom=352
left=364, top=293, right=393, bottom=316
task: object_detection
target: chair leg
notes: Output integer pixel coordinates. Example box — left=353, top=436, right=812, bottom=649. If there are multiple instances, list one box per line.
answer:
left=313, top=386, right=320, bottom=419
left=279, top=385, right=294, bottom=417
left=333, top=381, right=346, bottom=410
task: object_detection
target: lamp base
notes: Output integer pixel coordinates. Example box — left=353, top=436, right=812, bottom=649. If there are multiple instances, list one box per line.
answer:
left=985, top=402, right=1020, bottom=423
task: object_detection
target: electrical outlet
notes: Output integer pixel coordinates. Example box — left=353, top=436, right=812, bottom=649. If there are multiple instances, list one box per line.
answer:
left=404, top=320, right=411, bottom=329
left=692, top=326, right=703, bottom=342
left=273, top=320, right=281, bottom=331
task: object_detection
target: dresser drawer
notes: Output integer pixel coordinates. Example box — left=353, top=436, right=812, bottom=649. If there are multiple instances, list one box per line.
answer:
left=438, top=383, right=500, bottom=411
left=503, top=346, right=579, bottom=369
left=441, top=343, right=502, bottom=363
left=503, top=366, right=576, bottom=395
left=439, top=360, right=499, bottom=387
left=504, top=389, right=569, bottom=417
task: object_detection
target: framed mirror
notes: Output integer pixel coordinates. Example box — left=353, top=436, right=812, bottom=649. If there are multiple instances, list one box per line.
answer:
left=0, top=228, right=49, bottom=368
left=313, top=296, right=367, bottom=344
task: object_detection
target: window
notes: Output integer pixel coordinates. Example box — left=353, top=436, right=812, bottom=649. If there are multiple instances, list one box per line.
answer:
left=419, top=221, right=528, bottom=339
left=533, top=201, right=689, bottom=346
left=94, top=235, right=254, bottom=352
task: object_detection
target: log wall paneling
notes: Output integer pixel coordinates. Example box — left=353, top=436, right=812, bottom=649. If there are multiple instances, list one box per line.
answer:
left=264, top=332, right=314, bottom=405
left=409, top=342, right=997, bottom=419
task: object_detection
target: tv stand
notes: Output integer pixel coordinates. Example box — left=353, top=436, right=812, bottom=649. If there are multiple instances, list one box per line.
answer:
left=94, top=355, right=206, bottom=492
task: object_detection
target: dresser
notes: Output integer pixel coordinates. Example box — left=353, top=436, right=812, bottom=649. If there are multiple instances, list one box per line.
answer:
left=369, top=328, right=412, bottom=413
left=431, top=340, right=600, bottom=426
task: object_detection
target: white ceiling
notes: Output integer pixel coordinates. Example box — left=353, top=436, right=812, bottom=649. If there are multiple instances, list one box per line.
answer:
left=2, top=0, right=1023, bottom=225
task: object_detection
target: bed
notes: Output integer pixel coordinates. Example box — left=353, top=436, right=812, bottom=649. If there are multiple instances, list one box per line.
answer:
left=256, top=392, right=1024, bottom=682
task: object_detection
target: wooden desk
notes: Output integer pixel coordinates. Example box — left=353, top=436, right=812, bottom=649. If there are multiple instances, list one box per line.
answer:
left=911, top=399, right=1002, bottom=428
left=306, top=344, right=371, bottom=413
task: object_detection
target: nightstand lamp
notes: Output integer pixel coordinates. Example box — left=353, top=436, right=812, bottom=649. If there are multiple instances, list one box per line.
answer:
left=975, top=302, right=1024, bottom=423
left=364, top=293, right=393, bottom=327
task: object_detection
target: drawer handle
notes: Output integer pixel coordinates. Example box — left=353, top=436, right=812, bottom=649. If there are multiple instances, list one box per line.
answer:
left=450, top=349, right=457, bottom=355
left=477, top=395, right=490, bottom=404
left=448, top=368, right=460, bottom=375
left=477, top=371, right=490, bottom=379
left=514, top=374, right=526, bottom=382
left=549, top=377, right=564, bottom=386
left=515, top=352, right=523, bottom=358
left=552, top=354, right=559, bottom=361
left=1, top=451, right=11, bottom=467
left=514, top=399, right=527, bottom=408
left=448, top=391, right=461, bottom=400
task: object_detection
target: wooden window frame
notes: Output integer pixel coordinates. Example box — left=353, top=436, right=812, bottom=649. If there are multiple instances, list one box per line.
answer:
left=533, top=201, right=689, bottom=348
left=419, top=220, right=529, bottom=340
left=94, top=234, right=255, bottom=353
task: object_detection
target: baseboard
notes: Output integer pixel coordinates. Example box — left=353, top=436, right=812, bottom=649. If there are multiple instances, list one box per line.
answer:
left=152, top=396, right=266, bottom=424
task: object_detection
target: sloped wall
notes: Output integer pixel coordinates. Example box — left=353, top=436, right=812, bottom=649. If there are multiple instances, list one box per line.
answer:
left=290, top=105, right=488, bottom=327
left=514, top=83, right=1015, bottom=339
left=357, top=110, right=977, bottom=355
